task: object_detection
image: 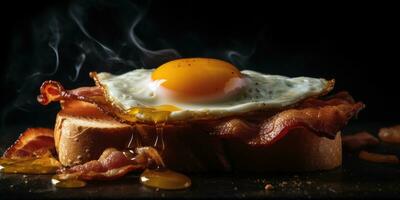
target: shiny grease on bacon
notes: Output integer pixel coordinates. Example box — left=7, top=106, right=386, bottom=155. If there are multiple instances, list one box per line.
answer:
left=53, top=147, right=191, bottom=189
left=210, top=92, right=364, bottom=146
left=56, top=147, right=163, bottom=181
left=0, top=127, right=166, bottom=179
left=0, top=127, right=187, bottom=189
left=0, top=128, right=162, bottom=178
left=0, top=128, right=61, bottom=174
left=3, top=128, right=55, bottom=159
left=37, top=80, right=139, bottom=124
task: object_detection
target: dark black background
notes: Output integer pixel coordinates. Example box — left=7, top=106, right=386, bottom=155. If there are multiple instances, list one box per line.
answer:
left=0, top=0, right=398, bottom=131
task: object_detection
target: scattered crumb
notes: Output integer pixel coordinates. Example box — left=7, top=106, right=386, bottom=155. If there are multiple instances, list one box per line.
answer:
left=292, top=180, right=302, bottom=187
left=233, top=186, right=238, bottom=191
left=255, top=178, right=267, bottom=184
left=278, top=181, right=288, bottom=187
left=328, top=188, right=337, bottom=193
left=306, top=181, right=312, bottom=185
left=264, top=184, right=274, bottom=191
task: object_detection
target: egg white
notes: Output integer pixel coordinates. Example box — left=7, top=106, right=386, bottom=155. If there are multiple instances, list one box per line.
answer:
left=93, top=69, right=333, bottom=122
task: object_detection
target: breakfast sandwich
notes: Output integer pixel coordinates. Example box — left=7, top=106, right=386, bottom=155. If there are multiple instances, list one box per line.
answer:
left=2, top=58, right=364, bottom=188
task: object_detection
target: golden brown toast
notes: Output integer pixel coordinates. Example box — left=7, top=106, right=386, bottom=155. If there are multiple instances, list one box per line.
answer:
left=54, top=100, right=342, bottom=171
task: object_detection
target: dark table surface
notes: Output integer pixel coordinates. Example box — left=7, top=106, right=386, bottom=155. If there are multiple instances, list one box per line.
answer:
left=0, top=122, right=399, bottom=199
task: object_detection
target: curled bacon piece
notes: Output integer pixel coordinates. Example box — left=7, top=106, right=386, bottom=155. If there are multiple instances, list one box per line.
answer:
left=37, top=80, right=122, bottom=122
left=214, top=92, right=364, bottom=146
left=3, top=128, right=55, bottom=159
left=1, top=128, right=61, bottom=174
left=37, top=80, right=103, bottom=105
left=57, top=147, right=164, bottom=181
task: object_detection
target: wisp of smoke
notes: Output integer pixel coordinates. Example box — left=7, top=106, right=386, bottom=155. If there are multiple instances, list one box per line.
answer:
left=2, top=0, right=262, bottom=131
left=69, top=3, right=136, bottom=68
left=27, top=16, right=61, bottom=79
left=128, top=3, right=181, bottom=66
left=69, top=52, right=86, bottom=82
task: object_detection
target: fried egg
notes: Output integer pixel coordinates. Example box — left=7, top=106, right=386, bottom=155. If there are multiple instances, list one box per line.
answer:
left=92, top=58, right=334, bottom=123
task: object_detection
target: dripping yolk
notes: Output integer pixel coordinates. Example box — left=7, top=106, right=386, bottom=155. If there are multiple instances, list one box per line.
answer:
left=151, top=58, right=244, bottom=102
left=126, top=105, right=181, bottom=123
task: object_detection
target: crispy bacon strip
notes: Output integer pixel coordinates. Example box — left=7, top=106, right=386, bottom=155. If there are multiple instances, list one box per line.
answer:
left=38, top=81, right=364, bottom=146
left=37, top=80, right=103, bottom=105
left=359, top=151, right=399, bottom=164
left=57, top=147, right=164, bottom=181
left=37, top=80, right=121, bottom=121
left=214, top=92, right=364, bottom=146
left=379, top=125, right=400, bottom=144
left=342, top=131, right=380, bottom=151
left=3, top=128, right=55, bottom=159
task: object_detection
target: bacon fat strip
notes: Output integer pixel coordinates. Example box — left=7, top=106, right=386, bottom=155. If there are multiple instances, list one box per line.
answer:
left=342, top=131, right=380, bottom=151
left=37, top=80, right=103, bottom=105
left=37, top=80, right=121, bottom=120
left=214, top=92, right=364, bottom=146
left=3, top=128, right=55, bottom=159
left=56, top=147, right=164, bottom=181
left=359, top=151, right=399, bottom=164
left=379, top=125, right=400, bottom=144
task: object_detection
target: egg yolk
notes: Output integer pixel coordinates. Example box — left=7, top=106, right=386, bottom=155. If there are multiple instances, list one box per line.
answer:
left=152, top=58, right=243, bottom=101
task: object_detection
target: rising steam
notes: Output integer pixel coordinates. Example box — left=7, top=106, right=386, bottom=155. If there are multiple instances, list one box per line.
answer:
left=47, top=17, right=61, bottom=76
left=69, top=4, right=134, bottom=68
left=26, top=16, right=61, bottom=79
left=69, top=51, right=86, bottom=82
left=128, top=2, right=181, bottom=67
left=2, top=0, right=261, bottom=131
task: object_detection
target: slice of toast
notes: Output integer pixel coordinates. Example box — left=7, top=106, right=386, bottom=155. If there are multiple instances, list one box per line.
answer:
left=54, top=101, right=342, bottom=171
left=54, top=101, right=135, bottom=166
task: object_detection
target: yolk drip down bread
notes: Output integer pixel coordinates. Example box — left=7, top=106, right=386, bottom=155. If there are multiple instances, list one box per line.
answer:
left=39, top=58, right=364, bottom=172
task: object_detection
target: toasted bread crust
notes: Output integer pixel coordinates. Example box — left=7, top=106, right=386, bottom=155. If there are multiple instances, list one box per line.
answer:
left=55, top=112, right=342, bottom=171
left=55, top=111, right=135, bottom=166
left=225, top=130, right=342, bottom=171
